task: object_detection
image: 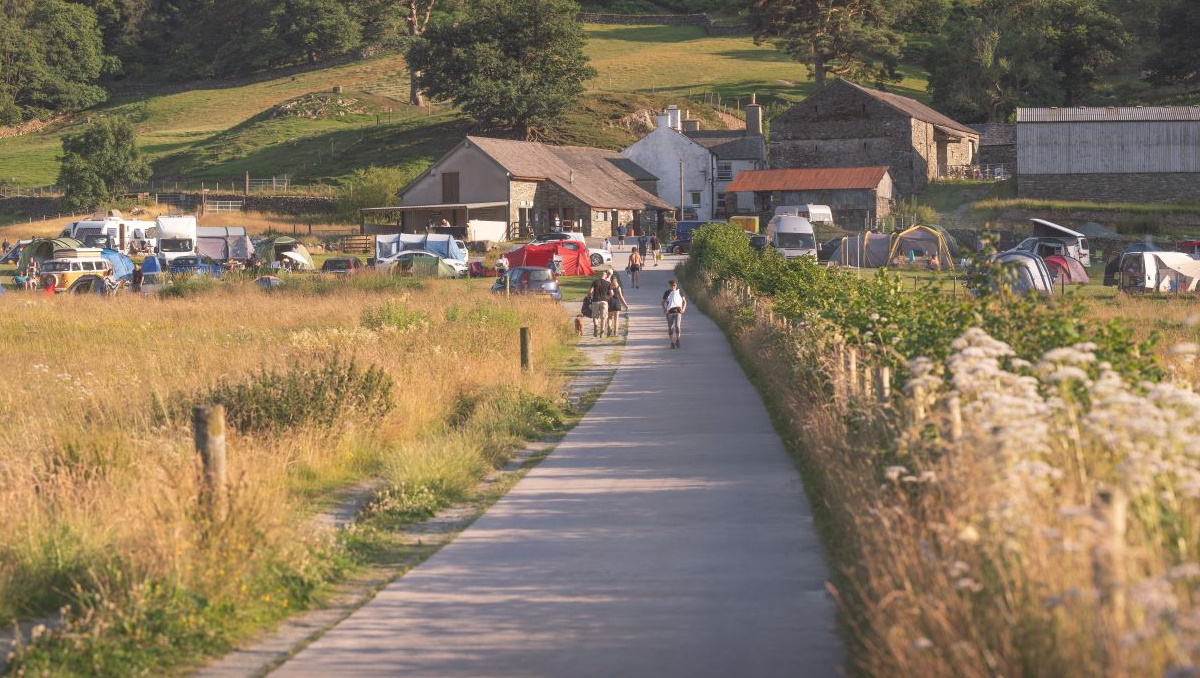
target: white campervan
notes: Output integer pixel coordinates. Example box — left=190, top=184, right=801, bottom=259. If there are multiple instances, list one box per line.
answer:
left=765, top=214, right=817, bottom=259
left=1014, top=219, right=1091, bottom=267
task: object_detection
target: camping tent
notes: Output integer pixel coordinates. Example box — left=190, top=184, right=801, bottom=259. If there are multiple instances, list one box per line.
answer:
left=100, top=249, right=135, bottom=281
left=503, top=242, right=594, bottom=276
left=826, top=233, right=891, bottom=268
left=390, top=253, right=458, bottom=278
left=376, top=234, right=468, bottom=262
left=887, top=225, right=955, bottom=270
left=141, top=255, right=163, bottom=284
left=1043, top=255, right=1090, bottom=285
left=991, top=251, right=1054, bottom=294
left=198, top=235, right=253, bottom=262
left=16, top=238, right=84, bottom=273
left=255, top=236, right=314, bottom=270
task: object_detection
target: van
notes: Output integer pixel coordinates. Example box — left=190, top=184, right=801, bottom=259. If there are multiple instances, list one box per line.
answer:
left=1020, top=219, right=1091, bottom=267
left=37, top=248, right=113, bottom=292
left=1118, top=251, right=1200, bottom=293
left=765, top=215, right=817, bottom=259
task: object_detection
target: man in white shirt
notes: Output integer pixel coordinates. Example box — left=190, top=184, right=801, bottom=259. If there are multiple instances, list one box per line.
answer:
left=660, top=278, right=687, bottom=349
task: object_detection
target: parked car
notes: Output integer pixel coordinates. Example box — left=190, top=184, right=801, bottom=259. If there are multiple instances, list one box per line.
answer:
left=530, top=231, right=612, bottom=266
left=168, top=254, right=224, bottom=278
left=491, top=266, right=562, bottom=300
left=747, top=232, right=769, bottom=252
left=321, top=256, right=365, bottom=275
left=377, top=250, right=469, bottom=277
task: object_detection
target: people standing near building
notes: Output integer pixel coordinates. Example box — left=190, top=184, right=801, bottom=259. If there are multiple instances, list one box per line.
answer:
left=649, top=234, right=661, bottom=265
left=628, top=248, right=643, bottom=289
left=607, top=270, right=629, bottom=337
left=587, top=270, right=613, bottom=338
left=638, top=234, right=648, bottom=259
left=616, top=223, right=626, bottom=248
left=661, top=279, right=687, bottom=349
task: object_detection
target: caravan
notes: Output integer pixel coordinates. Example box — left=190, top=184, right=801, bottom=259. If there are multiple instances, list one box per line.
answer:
left=774, top=204, right=834, bottom=228
left=59, top=214, right=156, bottom=253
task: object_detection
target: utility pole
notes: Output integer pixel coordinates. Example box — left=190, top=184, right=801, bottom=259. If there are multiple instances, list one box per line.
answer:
left=678, top=157, right=685, bottom=221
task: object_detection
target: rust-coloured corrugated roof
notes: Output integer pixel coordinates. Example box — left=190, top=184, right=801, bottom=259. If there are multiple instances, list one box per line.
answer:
left=725, top=167, right=890, bottom=192
left=466, top=136, right=673, bottom=210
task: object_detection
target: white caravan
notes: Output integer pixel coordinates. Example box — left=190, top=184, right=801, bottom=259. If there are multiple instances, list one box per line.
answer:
left=774, top=204, right=834, bottom=228
left=59, top=215, right=156, bottom=253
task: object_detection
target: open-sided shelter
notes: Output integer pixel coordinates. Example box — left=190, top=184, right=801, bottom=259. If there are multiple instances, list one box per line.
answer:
left=1043, top=255, right=1090, bottom=284
left=826, top=232, right=892, bottom=267
left=888, top=225, right=956, bottom=270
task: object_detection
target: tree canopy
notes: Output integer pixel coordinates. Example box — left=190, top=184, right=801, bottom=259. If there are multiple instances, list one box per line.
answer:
left=406, top=0, right=597, bottom=140
left=58, top=116, right=151, bottom=210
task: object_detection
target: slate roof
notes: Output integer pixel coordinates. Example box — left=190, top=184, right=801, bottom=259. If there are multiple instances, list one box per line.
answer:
left=725, top=167, right=891, bottom=192
left=972, top=123, right=1017, bottom=146
left=682, top=130, right=766, bottom=161
left=467, top=136, right=673, bottom=210
left=841, top=81, right=977, bottom=136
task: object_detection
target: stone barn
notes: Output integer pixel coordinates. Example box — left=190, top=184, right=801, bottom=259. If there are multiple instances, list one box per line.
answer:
left=724, top=166, right=894, bottom=230
left=769, top=79, right=978, bottom=196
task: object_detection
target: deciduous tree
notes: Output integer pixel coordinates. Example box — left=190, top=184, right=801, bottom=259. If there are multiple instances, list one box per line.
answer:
left=0, top=0, right=108, bottom=122
left=58, top=116, right=151, bottom=210
left=1147, top=0, right=1200, bottom=86
left=406, top=0, right=596, bottom=139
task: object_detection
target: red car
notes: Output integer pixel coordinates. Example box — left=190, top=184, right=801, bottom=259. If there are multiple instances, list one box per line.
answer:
left=321, top=257, right=365, bottom=275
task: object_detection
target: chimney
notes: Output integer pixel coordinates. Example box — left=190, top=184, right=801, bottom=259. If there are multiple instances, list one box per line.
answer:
left=655, top=112, right=671, bottom=130
left=682, top=118, right=701, bottom=132
left=745, top=93, right=763, bottom=137
left=665, top=104, right=681, bottom=131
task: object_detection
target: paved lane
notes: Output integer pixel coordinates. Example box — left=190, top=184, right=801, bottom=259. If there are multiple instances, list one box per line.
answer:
left=271, top=252, right=841, bottom=678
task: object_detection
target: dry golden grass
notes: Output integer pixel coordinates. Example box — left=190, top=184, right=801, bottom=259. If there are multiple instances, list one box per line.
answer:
left=0, top=275, right=571, bottom=634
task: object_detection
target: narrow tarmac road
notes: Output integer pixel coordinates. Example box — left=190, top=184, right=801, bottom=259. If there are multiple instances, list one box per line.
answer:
left=271, top=252, right=842, bottom=678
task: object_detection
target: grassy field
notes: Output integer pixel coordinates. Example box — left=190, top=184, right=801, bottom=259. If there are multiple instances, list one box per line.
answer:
left=0, top=274, right=578, bottom=674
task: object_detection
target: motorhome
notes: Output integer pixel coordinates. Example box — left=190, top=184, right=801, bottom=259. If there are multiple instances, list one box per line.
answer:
left=58, top=215, right=156, bottom=253
left=1014, top=219, right=1091, bottom=267
left=774, top=204, right=834, bottom=229
left=152, top=215, right=199, bottom=266
left=765, top=214, right=817, bottom=259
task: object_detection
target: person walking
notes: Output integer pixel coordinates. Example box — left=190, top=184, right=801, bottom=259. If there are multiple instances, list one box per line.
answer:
left=607, top=270, right=629, bottom=337
left=616, top=223, right=626, bottom=248
left=638, top=234, right=648, bottom=259
left=649, top=235, right=661, bottom=266
left=627, top=248, right=643, bottom=289
left=587, top=270, right=613, bottom=338
left=661, top=278, right=687, bottom=349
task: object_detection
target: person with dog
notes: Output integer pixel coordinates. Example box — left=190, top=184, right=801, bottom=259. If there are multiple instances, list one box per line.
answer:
left=661, top=278, right=687, bottom=349
left=607, top=270, right=629, bottom=338
left=587, top=270, right=614, bottom=338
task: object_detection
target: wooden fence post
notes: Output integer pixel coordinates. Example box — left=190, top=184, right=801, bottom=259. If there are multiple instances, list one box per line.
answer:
left=847, top=347, right=858, bottom=399
left=877, top=365, right=891, bottom=404
left=194, top=405, right=227, bottom=521
left=1093, top=488, right=1128, bottom=678
left=520, top=327, right=532, bottom=371
left=947, top=395, right=963, bottom=442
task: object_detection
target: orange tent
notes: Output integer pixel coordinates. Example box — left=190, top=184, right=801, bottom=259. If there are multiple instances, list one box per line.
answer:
left=503, top=243, right=595, bottom=276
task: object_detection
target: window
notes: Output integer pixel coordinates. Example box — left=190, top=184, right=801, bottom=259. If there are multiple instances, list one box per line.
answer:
left=716, top=162, right=733, bottom=181
left=716, top=193, right=727, bottom=211
left=689, top=191, right=701, bottom=207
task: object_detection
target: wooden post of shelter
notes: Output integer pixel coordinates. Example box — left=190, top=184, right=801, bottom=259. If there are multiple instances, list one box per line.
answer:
left=520, top=327, right=532, bottom=372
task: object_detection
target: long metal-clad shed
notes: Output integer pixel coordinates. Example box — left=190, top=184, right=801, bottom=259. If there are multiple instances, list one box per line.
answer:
left=1016, top=106, right=1200, bottom=202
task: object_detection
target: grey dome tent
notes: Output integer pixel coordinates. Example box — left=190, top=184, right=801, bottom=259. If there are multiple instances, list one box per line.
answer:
left=826, top=233, right=892, bottom=268
left=991, top=251, right=1054, bottom=294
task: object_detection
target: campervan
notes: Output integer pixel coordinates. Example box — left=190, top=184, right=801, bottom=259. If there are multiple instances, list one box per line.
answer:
left=1118, top=251, right=1200, bottom=293
left=765, top=214, right=817, bottom=259
left=774, top=204, right=834, bottom=229
left=1014, top=219, right=1091, bottom=267
left=59, top=215, right=156, bottom=253
left=152, top=215, right=199, bottom=266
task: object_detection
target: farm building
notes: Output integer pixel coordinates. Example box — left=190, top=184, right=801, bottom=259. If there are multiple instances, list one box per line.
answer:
left=972, top=123, right=1016, bottom=178
left=623, top=100, right=767, bottom=221
left=768, top=79, right=978, bottom=196
left=724, top=166, right=894, bottom=230
left=1017, top=107, right=1200, bottom=203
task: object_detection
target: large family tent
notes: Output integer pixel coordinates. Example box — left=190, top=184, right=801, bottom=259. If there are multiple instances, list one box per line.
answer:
left=991, top=251, right=1054, bottom=294
left=826, top=233, right=891, bottom=267
left=1043, top=255, right=1090, bottom=284
left=502, top=242, right=594, bottom=276
left=198, top=234, right=253, bottom=262
left=16, top=237, right=84, bottom=273
left=255, top=236, right=314, bottom=270
left=887, top=225, right=956, bottom=270
left=393, top=254, right=458, bottom=278
left=376, top=234, right=468, bottom=263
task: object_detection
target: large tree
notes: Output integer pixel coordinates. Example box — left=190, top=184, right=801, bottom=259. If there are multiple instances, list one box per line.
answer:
left=1147, top=0, right=1200, bottom=86
left=58, top=116, right=151, bottom=210
left=406, top=0, right=596, bottom=139
left=747, top=0, right=903, bottom=89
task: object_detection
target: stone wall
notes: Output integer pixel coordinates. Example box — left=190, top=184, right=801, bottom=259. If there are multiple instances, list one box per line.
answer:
left=0, top=196, right=63, bottom=219
left=1017, top=173, right=1200, bottom=203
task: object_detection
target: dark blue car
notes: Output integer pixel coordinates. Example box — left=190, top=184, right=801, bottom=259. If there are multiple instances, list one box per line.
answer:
left=168, top=254, right=224, bottom=278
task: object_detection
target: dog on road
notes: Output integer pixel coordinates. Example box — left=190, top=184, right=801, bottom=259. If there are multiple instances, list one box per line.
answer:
left=573, top=314, right=585, bottom=337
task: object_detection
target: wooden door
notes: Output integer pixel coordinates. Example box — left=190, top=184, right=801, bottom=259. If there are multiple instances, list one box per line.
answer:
left=441, top=172, right=460, bottom=203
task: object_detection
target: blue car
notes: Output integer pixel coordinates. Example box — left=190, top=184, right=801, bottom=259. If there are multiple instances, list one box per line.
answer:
left=168, top=254, right=224, bottom=278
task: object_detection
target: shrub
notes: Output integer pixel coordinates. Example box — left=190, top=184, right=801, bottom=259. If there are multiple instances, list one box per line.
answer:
left=361, top=300, right=432, bottom=332
left=179, top=357, right=394, bottom=433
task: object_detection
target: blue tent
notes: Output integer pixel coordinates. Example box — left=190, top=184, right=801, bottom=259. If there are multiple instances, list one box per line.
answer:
left=140, top=255, right=163, bottom=284
left=100, top=249, right=135, bottom=281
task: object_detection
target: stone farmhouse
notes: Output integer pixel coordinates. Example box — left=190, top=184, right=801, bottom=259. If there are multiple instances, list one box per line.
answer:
left=1016, top=106, right=1200, bottom=203
left=376, top=136, right=674, bottom=239
left=769, top=79, right=979, bottom=196
left=725, top=166, right=894, bottom=230
left=622, top=101, right=767, bottom=221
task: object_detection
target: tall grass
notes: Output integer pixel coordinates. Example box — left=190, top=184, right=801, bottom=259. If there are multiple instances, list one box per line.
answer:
left=0, top=274, right=572, bottom=673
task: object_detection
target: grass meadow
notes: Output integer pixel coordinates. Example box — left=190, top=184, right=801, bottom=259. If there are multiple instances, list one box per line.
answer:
left=0, top=273, right=576, bottom=674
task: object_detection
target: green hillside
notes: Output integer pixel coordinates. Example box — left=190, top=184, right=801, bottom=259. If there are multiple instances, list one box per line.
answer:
left=0, top=24, right=879, bottom=190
